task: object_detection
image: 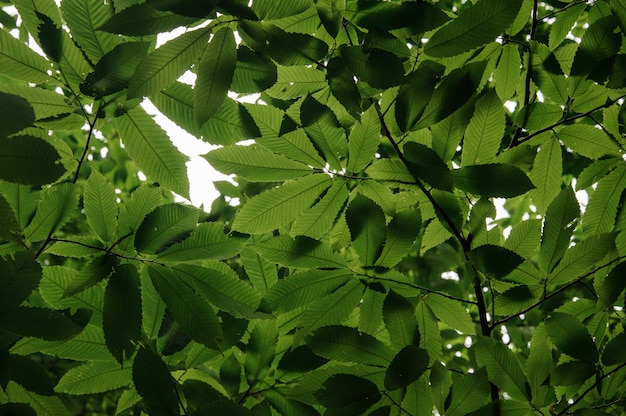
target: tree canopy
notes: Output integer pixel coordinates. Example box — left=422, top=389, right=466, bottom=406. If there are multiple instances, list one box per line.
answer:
left=1, top=0, right=626, bottom=414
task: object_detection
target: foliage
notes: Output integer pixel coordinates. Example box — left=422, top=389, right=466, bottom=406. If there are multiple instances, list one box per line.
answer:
left=1, top=0, right=626, bottom=415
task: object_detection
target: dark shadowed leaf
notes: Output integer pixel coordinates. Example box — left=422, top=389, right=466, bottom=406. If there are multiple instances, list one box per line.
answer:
left=425, top=0, right=523, bottom=57
left=468, top=245, right=524, bottom=279
left=98, top=4, right=197, bottom=35
left=195, top=27, right=237, bottom=126
left=103, top=264, right=141, bottom=364
left=0, top=92, right=34, bottom=137
left=315, top=374, right=381, bottom=415
left=404, top=141, right=453, bottom=191
left=384, top=346, right=429, bottom=390
left=0, top=136, right=64, bottom=186
left=133, top=347, right=180, bottom=416
left=305, top=325, right=393, bottom=366
left=546, top=313, right=598, bottom=363
left=452, top=163, right=535, bottom=198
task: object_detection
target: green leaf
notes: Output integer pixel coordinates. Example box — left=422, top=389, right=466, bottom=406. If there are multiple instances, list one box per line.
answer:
left=132, top=347, right=180, bottom=416
left=134, top=203, right=198, bottom=254
left=194, top=27, right=236, bottom=126
left=115, top=107, right=189, bottom=198
left=0, top=136, right=64, bottom=187
left=301, top=96, right=347, bottom=171
left=103, top=264, right=141, bottom=364
left=315, top=374, right=381, bottom=415
left=346, top=195, right=386, bottom=266
left=602, top=333, right=626, bottom=366
left=415, top=300, right=442, bottom=363
left=117, top=184, right=163, bottom=254
left=232, top=174, right=332, bottom=234
left=253, top=235, right=347, bottom=269
left=156, top=222, right=243, bottom=262
left=305, top=325, right=393, bottom=366
left=404, top=141, right=453, bottom=191
left=475, top=336, right=530, bottom=400
left=231, top=46, right=277, bottom=94
left=316, top=0, right=345, bottom=37
left=148, top=265, right=222, bottom=349
left=55, top=361, right=132, bottom=395
left=582, top=164, right=626, bottom=236
left=495, top=44, right=521, bottom=101
left=515, top=103, right=563, bottom=131
left=445, top=370, right=491, bottom=416
left=347, top=107, right=379, bottom=173
left=529, top=139, right=562, bottom=214
left=266, top=26, right=328, bottom=66
left=0, top=253, right=41, bottom=315
left=203, top=99, right=260, bottom=145
left=395, top=67, right=439, bottom=132
left=0, top=85, right=73, bottom=121
left=5, top=382, right=68, bottom=416
left=0, top=29, right=52, bottom=84
left=545, top=312, right=598, bottom=363
left=571, top=16, right=621, bottom=76
left=265, top=269, right=353, bottom=313
left=551, top=361, right=595, bottom=386
left=597, top=261, right=626, bottom=309
left=383, top=291, right=417, bottom=349
left=245, top=320, right=278, bottom=385
left=556, top=124, right=621, bottom=159
left=220, top=353, right=241, bottom=398
left=290, top=181, right=349, bottom=239
left=81, top=42, right=150, bottom=98
left=265, top=65, right=327, bottom=100
left=0, top=307, right=85, bottom=341
left=539, top=187, right=580, bottom=273
left=469, top=244, right=524, bottom=279
left=326, top=56, right=361, bottom=118
left=205, top=144, right=312, bottom=182
left=240, top=247, right=277, bottom=294
left=452, top=163, right=535, bottom=198
left=0, top=92, right=35, bottom=137
left=384, top=346, right=429, bottom=390
left=548, top=233, right=615, bottom=286
left=376, top=207, right=421, bottom=268
left=84, top=169, right=118, bottom=244
left=24, top=183, right=79, bottom=242
left=413, top=63, right=484, bottom=130
left=98, top=4, right=197, bottom=35
left=365, top=159, right=414, bottom=183
left=128, top=27, right=211, bottom=98
left=169, top=264, right=260, bottom=318
left=61, top=0, right=121, bottom=63
left=424, top=294, right=475, bottom=335
left=298, top=278, right=365, bottom=335
left=461, top=91, right=505, bottom=166
left=425, top=0, right=523, bottom=57
left=62, top=254, right=117, bottom=298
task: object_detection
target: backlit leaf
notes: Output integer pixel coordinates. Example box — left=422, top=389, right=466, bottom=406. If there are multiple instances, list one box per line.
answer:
left=194, top=27, right=236, bottom=126
left=205, top=144, right=312, bottom=182
left=452, top=163, right=534, bottom=198
left=115, top=107, right=189, bottom=198
left=306, top=325, right=393, bottom=366
left=55, top=361, right=132, bottom=395
left=0, top=29, right=52, bottom=84
left=128, top=27, right=212, bottom=98
left=556, top=124, right=621, bottom=159
left=461, top=91, right=505, bottom=166
left=98, top=4, right=197, bottom=35
left=545, top=312, right=598, bottom=363
left=0, top=136, right=64, bottom=187
left=529, top=138, right=562, bottom=214
left=84, top=169, right=117, bottom=244
left=232, top=174, right=332, bottom=234
left=425, top=0, right=523, bottom=57
left=133, top=347, right=180, bottom=416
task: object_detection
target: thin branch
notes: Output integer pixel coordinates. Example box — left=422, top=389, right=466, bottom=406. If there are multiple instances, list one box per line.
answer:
left=373, top=102, right=469, bottom=250
left=558, top=362, right=626, bottom=415
left=512, top=96, right=626, bottom=148
left=371, top=276, right=477, bottom=305
left=493, top=255, right=626, bottom=327
left=73, top=100, right=102, bottom=183
left=509, top=0, right=538, bottom=148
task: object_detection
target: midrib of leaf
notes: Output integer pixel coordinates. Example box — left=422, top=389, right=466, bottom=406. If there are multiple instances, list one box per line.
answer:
left=0, top=32, right=52, bottom=81
left=299, top=279, right=362, bottom=335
